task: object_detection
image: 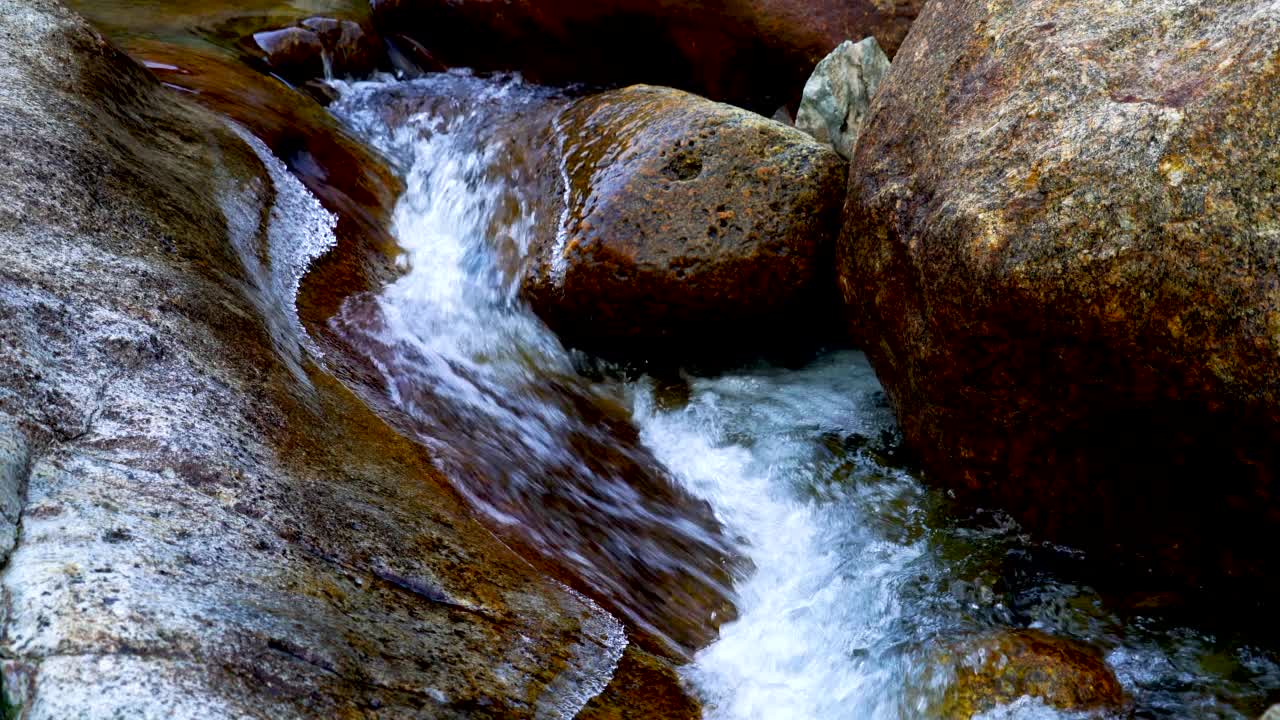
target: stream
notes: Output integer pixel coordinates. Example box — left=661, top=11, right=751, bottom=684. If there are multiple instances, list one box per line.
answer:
left=324, top=71, right=1278, bottom=719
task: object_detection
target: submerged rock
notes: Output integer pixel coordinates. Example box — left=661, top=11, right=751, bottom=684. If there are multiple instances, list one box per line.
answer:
left=839, top=0, right=1280, bottom=592
left=795, top=36, right=890, bottom=160
left=933, top=630, right=1125, bottom=719
left=577, top=646, right=701, bottom=720
left=369, top=0, right=925, bottom=113
left=0, top=1, right=627, bottom=715
left=522, top=84, right=847, bottom=365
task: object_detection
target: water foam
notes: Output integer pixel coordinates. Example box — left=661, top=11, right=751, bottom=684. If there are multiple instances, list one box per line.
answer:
left=328, top=72, right=1280, bottom=720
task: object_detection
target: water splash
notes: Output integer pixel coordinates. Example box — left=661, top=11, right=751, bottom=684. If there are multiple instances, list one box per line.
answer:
left=220, top=121, right=337, bottom=381
left=328, top=73, right=737, bottom=660
left=326, top=72, right=1280, bottom=719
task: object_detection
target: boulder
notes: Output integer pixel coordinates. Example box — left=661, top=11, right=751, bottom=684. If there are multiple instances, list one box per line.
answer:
left=300, top=16, right=381, bottom=78
left=839, top=0, right=1280, bottom=591
left=1262, top=704, right=1280, bottom=720
left=0, top=1, right=629, bottom=715
left=932, top=630, right=1125, bottom=719
left=521, top=84, right=847, bottom=365
left=369, top=0, right=925, bottom=113
left=795, top=36, right=890, bottom=160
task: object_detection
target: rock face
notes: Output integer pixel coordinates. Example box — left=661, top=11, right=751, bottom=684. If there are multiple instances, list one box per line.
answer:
left=369, top=0, right=924, bottom=113
left=521, top=85, right=847, bottom=364
left=839, top=0, right=1280, bottom=591
left=576, top=646, right=701, bottom=720
left=934, top=630, right=1125, bottom=719
left=795, top=37, right=890, bottom=160
left=0, top=1, right=628, bottom=716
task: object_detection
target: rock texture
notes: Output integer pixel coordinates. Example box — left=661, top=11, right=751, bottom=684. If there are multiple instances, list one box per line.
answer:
left=576, top=646, right=702, bottom=720
left=0, top=1, right=628, bottom=716
left=839, top=0, right=1280, bottom=591
left=122, top=39, right=404, bottom=330
left=795, top=36, right=890, bottom=160
left=934, top=630, right=1125, bottom=719
left=369, top=0, right=924, bottom=113
left=522, top=85, right=847, bottom=364
left=325, top=75, right=741, bottom=662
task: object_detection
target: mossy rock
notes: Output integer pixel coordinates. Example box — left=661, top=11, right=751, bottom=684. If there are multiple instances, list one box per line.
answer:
left=933, top=630, right=1125, bottom=719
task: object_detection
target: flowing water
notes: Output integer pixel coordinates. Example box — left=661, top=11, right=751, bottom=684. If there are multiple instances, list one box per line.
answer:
left=324, top=72, right=1280, bottom=719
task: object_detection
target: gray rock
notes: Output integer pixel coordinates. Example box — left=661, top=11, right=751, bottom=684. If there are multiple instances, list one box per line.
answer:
left=795, top=36, right=890, bottom=160
left=1262, top=705, right=1280, bottom=720
left=0, top=0, right=624, bottom=717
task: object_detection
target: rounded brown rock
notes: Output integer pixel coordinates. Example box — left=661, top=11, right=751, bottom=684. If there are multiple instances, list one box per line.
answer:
left=932, top=630, right=1125, bottom=719
left=369, top=0, right=924, bottom=113
left=252, top=25, right=324, bottom=83
left=523, top=84, right=847, bottom=366
left=301, top=16, right=382, bottom=78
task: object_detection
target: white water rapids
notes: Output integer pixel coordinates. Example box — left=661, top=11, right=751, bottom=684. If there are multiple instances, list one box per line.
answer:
left=324, top=72, right=1279, bottom=719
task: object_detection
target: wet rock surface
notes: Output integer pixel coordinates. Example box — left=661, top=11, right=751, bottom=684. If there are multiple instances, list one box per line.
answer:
left=933, top=630, right=1125, bottom=719
left=369, top=0, right=924, bottom=113
left=577, top=646, right=702, bottom=720
left=795, top=36, right=890, bottom=160
left=327, top=75, right=742, bottom=662
left=523, top=84, right=847, bottom=365
left=66, top=0, right=386, bottom=86
left=839, top=0, right=1280, bottom=593
left=126, top=39, right=404, bottom=330
left=252, top=25, right=325, bottom=81
left=0, top=2, right=627, bottom=716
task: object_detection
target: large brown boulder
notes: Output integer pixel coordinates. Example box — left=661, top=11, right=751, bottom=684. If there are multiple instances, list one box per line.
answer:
left=521, top=85, right=847, bottom=365
left=369, top=0, right=924, bottom=113
left=839, top=0, right=1280, bottom=592
left=0, top=1, right=630, bottom=715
